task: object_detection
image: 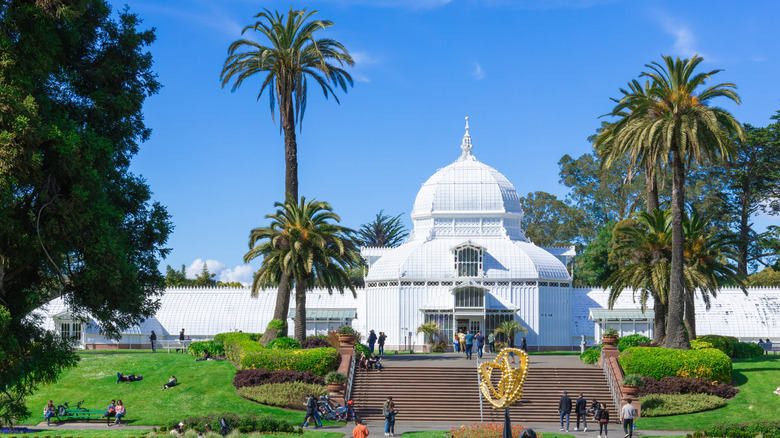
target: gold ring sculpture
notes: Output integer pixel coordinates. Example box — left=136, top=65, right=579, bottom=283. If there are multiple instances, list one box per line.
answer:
left=478, top=348, right=530, bottom=409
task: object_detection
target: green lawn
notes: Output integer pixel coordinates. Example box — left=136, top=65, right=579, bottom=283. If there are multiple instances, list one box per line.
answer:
left=639, top=355, right=780, bottom=431
left=22, top=351, right=312, bottom=427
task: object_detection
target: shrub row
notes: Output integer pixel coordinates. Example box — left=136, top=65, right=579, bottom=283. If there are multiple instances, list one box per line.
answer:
left=238, top=382, right=328, bottom=409
left=639, top=376, right=738, bottom=399
left=168, top=413, right=294, bottom=434
left=301, top=335, right=331, bottom=349
left=240, top=347, right=338, bottom=376
left=699, top=420, right=780, bottom=438
left=266, top=336, right=302, bottom=350
left=618, top=334, right=651, bottom=352
left=691, top=335, right=738, bottom=357
left=620, top=347, right=732, bottom=383
left=580, top=346, right=601, bottom=364
left=187, top=340, right=225, bottom=357
left=640, top=393, right=726, bottom=417
left=733, top=341, right=764, bottom=359
left=215, top=332, right=265, bottom=364
left=233, top=368, right=325, bottom=389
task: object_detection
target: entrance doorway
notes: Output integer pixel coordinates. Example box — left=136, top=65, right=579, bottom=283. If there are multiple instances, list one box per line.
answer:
left=456, top=317, right=484, bottom=354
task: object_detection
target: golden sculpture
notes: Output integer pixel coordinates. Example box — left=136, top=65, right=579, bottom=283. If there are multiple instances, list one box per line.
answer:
left=478, top=348, right=530, bottom=409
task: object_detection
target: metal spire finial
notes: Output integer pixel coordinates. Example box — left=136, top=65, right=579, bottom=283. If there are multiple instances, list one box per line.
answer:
left=459, top=116, right=474, bottom=161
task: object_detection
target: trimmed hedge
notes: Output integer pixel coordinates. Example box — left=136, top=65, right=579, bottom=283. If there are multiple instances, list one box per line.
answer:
left=620, top=347, right=732, bottom=383
left=216, top=332, right=265, bottom=364
left=700, top=420, right=780, bottom=438
left=238, top=382, right=328, bottom=409
left=187, top=340, right=225, bottom=357
left=301, top=335, right=330, bottom=349
left=214, top=332, right=262, bottom=343
left=690, top=335, right=737, bottom=357
left=618, top=334, right=651, bottom=352
left=639, top=376, right=738, bottom=399
left=640, top=393, right=726, bottom=417
left=240, top=347, right=339, bottom=376
left=169, top=413, right=294, bottom=434
left=733, top=341, right=764, bottom=359
left=580, top=346, right=601, bottom=364
left=233, top=368, right=325, bottom=389
left=267, top=337, right=302, bottom=350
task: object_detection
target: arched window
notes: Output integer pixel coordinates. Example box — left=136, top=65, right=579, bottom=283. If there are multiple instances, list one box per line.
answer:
left=454, top=287, right=485, bottom=308
left=454, top=245, right=482, bottom=277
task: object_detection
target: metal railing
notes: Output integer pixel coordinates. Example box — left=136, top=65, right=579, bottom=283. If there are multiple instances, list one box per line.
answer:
left=601, top=351, right=623, bottom=419
left=345, top=344, right=357, bottom=402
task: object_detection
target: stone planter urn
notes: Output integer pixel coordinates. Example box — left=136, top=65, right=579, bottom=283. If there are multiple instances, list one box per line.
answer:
left=338, top=334, right=355, bottom=345
left=622, top=385, right=640, bottom=397
left=601, top=335, right=618, bottom=346
left=327, top=383, right=346, bottom=394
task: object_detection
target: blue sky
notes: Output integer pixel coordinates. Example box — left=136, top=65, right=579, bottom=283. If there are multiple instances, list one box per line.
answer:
left=112, top=0, right=780, bottom=283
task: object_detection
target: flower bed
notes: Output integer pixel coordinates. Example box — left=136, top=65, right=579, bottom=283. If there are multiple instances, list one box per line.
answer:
left=238, top=382, right=328, bottom=409
left=639, top=376, right=738, bottom=399
left=234, top=368, right=325, bottom=388
left=450, top=423, right=534, bottom=438
left=640, top=393, right=726, bottom=417
left=169, top=413, right=296, bottom=434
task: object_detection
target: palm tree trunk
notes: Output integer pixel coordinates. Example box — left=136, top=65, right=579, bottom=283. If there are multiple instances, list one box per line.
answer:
left=294, top=280, right=307, bottom=343
left=652, top=294, right=667, bottom=346
left=665, top=148, right=690, bottom=349
left=260, top=274, right=292, bottom=344
left=645, top=164, right=659, bottom=213
left=684, top=289, right=696, bottom=340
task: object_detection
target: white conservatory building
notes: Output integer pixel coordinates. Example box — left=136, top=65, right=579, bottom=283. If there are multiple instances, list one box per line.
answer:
left=37, top=120, right=780, bottom=350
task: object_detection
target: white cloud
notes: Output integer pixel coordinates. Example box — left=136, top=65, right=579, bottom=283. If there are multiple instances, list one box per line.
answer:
left=472, top=62, right=485, bottom=80
left=659, top=16, right=707, bottom=59
left=186, top=258, right=227, bottom=279
left=351, top=51, right=381, bottom=66
left=219, top=265, right=255, bottom=285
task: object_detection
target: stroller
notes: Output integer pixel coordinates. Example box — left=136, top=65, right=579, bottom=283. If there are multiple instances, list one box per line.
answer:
left=317, top=395, right=348, bottom=422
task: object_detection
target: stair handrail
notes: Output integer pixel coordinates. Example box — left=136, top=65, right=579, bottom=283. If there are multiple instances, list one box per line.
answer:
left=345, top=344, right=357, bottom=402
left=476, top=357, right=484, bottom=423
left=601, top=352, right=624, bottom=419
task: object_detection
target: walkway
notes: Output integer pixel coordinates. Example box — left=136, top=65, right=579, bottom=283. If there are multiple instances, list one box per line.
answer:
left=379, top=352, right=594, bottom=368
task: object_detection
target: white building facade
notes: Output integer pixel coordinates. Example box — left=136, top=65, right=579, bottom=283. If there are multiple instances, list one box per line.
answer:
left=37, top=121, right=780, bottom=350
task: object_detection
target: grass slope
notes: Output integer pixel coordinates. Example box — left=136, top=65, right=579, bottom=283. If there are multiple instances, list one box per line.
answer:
left=23, top=352, right=308, bottom=426
left=639, top=356, right=780, bottom=430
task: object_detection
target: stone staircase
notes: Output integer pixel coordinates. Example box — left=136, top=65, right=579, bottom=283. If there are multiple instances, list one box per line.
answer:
left=352, top=366, right=617, bottom=423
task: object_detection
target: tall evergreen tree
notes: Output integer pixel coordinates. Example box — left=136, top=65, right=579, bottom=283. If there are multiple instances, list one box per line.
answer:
left=356, top=210, right=409, bottom=248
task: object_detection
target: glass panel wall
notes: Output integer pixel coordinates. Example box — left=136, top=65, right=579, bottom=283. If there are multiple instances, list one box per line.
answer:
left=485, top=313, right=514, bottom=344
left=455, top=246, right=482, bottom=277
left=424, top=313, right=453, bottom=344
left=455, top=287, right=484, bottom=307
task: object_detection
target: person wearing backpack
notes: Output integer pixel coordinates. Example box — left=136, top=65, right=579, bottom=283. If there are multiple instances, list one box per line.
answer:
left=595, top=403, right=610, bottom=438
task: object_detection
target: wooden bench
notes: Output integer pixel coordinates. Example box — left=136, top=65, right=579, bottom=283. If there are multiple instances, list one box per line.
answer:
left=760, top=342, right=780, bottom=355
left=43, top=409, right=126, bottom=424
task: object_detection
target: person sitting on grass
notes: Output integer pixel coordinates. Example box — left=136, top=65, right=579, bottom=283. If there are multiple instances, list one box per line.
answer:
left=162, top=375, right=178, bottom=390
left=43, top=400, right=56, bottom=426
left=111, top=399, right=126, bottom=426
left=103, top=399, right=116, bottom=424
left=117, top=372, right=143, bottom=383
left=170, top=422, right=184, bottom=436
left=196, top=349, right=212, bottom=361
left=774, top=386, right=780, bottom=395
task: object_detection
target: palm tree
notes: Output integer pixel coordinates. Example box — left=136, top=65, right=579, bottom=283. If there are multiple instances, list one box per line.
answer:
left=244, top=196, right=360, bottom=342
left=416, top=322, right=442, bottom=345
left=682, top=212, right=746, bottom=339
left=602, top=55, right=742, bottom=349
left=605, top=210, right=672, bottom=345
left=495, top=320, right=527, bottom=348
left=357, top=210, right=409, bottom=248
left=222, top=8, right=354, bottom=334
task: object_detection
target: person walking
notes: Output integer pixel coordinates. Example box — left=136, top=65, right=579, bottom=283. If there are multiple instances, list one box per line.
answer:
left=458, top=331, right=466, bottom=355
left=464, top=330, right=475, bottom=359
left=558, top=390, right=572, bottom=432
left=454, top=331, right=460, bottom=353
left=520, top=336, right=527, bottom=352
left=574, top=393, right=588, bottom=431
left=620, top=398, right=638, bottom=438
left=475, top=331, right=486, bottom=359
left=378, top=332, right=387, bottom=354
left=368, top=330, right=378, bottom=354
left=301, top=394, right=320, bottom=428
left=176, top=328, right=185, bottom=352
left=353, top=419, right=370, bottom=438
left=596, top=403, right=610, bottom=438
left=487, top=331, right=495, bottom=353
left=149, top=330, right=157, bottom=353
left=382, top=396, right=396, bottom=436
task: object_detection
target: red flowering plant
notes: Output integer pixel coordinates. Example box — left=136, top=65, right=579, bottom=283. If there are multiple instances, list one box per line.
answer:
left=450, top=423, right=539, bottom=438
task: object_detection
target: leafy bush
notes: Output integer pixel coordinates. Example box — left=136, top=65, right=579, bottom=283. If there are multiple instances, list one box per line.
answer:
left=733, top=341, right=764, bottom=359
left=241, top=347, right=338, bottom=376
left=169, top=413, right=294, bottom=434
left=618, top=334, right=651, bottom=352
left=431, top=340, right=447, bottom=353
left=580, top=345, right=601, bottom=364
left=494, top=341, right=507, bottom=352
left=702, top=420, right=780, bottom=438
left=266, top=337, right=301, bottom=350
left=691, top=335, right=737, bottom=357
left=620, top=347, right=733, bottom=383
left=639, top=376, right=738, bottom=399
left=238, top=383, right=328, bottom=409
left=215, top=332, right=265, bottom=364
left=450, top=422, right=528, bottom=438
left=356, top=343, right=371, bottom=357
left=233, top=368, right=324, bottom=389
left=337, top=325, right=355, bottom=335
left=187, top=340, right=225, bottom=357
left=602, top=328, right=619, bottom=336
left=622, top=374, right=644, bottom=386
left=301, top=336, right=330, bottom=349
left=640, top=393, right=726, bottom=417
left=324, top=371, right=346, bottom=384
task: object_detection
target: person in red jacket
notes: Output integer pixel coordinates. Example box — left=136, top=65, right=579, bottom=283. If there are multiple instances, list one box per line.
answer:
left=353, top=419, right=369, bottom=438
